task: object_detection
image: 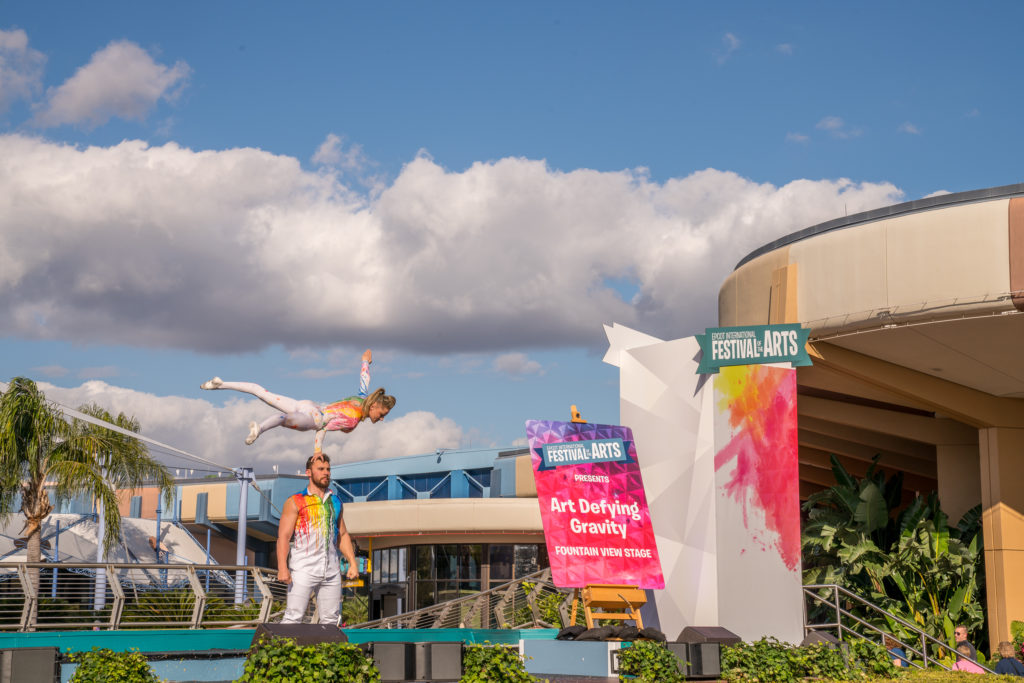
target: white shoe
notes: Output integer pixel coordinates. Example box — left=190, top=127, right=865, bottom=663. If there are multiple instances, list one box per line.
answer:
left=245, top=421, right=260, bottom=445
left=200, top=377, right=223, bottom=390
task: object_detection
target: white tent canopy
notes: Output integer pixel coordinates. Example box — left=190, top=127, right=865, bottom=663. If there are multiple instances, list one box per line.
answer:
left=0, top=513, right=223, bottom=588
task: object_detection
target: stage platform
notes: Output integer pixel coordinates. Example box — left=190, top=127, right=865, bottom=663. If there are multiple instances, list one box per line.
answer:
left=0, top=627, right=617, bottom=682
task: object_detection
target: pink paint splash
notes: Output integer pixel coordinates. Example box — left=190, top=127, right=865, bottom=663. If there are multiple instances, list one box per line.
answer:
left=714, top=365, right=801, bottom=571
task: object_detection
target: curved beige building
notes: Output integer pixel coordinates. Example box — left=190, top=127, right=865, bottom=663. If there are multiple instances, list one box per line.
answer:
left=720, top=183, right=1024, bottom=647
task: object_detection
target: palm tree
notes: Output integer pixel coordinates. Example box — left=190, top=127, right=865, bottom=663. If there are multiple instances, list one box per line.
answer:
left=71, top=403, right=174, bottom=554
left=0, top=377, right=173, bottom=600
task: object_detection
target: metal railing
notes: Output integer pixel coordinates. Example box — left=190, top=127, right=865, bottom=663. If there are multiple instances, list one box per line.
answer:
left=351, top=568, right=577, bottom=630
left=0, top=562, right=292, bottom=631
left=804, top=583, right=995, bottom=673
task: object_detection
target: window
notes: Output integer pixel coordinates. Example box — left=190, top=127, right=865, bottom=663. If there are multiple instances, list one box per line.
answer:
left=371, top=547, right=407, bottom=584
left=465, top=468, right=492, bottom=498
left=336, top=477, right=387, bottom=503
left=514, top=544, right=539, bottom=577
left=398, top=473, right=452, bottom=499
left=459, top=545, right=481, bottom=581
left=415, top=546, right=433, bottom=580
left=488, top=545, right=514, bottom=584
left=370, top=543, right=551, bottom=617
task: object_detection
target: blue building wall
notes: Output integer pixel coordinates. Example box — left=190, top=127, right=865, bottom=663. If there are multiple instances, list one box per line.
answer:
left=329, top=448, right=527, bottom=503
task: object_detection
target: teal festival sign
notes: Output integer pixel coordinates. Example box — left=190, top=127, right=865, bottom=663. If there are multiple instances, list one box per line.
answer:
left=538, top=438, right=631, bottom=470
left=696, top=324, right=812, bottom=374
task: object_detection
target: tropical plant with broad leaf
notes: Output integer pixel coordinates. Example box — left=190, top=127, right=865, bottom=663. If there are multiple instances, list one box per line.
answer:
left=802, top=454, right=984, bottom=651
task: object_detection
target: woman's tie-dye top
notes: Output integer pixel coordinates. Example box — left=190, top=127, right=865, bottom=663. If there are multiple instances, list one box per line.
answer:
left=288, top=488, right=342, bottom=576
left=320, top=358, right=371, bottom=432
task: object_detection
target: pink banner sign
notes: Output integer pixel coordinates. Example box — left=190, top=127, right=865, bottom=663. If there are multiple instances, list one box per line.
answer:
left=525, top=419, right=664, bottom=589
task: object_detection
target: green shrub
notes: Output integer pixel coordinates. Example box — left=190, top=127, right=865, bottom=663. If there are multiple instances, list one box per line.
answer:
left=238, top=636, right=379, bottom=682
left=802, top=458, right=986, bottom=651
left=1012, top=620, right=1024, bottom=661
left=461, top=642, right=536, bottom=682
left=67, top=647, right=161, bottom=683
left=616, top=639, right=684, bottom=682
left=721, top=636, right=902, bottom=682
left=341, top=592, right=369, bottom=625
left=723, top=637, right=803, bottom=683
left=847, top=638, right=903, bottom=677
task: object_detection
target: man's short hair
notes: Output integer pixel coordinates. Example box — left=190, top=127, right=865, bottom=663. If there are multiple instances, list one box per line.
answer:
left=305, top=453, right=330, bottom=470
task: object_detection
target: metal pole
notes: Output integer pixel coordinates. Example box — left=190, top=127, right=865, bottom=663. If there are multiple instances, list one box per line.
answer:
left=155, top=502, right=162, bottom=564
left=94, top=498, right=107, bottom=611
left=205, top=528, right=212, bottom=592
left=51, top=520, right=59, bottom=600
left=234, top=467, right=253, bottom=604
left=833, top=585, right=842, bottom=640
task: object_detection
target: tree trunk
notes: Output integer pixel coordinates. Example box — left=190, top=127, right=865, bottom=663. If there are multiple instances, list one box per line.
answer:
left=24, top=519, right=41, bottom=631
left=22, top=482, right=51, bottom=631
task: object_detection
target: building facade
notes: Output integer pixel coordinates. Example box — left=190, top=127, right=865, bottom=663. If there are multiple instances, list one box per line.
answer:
left=719, top=183, right=1024, bottom=646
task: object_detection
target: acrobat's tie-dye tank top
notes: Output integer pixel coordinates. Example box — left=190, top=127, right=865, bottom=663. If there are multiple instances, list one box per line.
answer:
left=319, top=357, right=371, bottom=432
left=289, top=488, right=342, bottom=576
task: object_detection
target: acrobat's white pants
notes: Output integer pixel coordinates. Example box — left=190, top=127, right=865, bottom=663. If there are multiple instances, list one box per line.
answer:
left=281, top=570, right=341, bottom=624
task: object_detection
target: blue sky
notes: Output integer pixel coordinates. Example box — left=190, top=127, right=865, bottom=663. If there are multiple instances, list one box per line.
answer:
left=1, top=2, right=1021, bottom=473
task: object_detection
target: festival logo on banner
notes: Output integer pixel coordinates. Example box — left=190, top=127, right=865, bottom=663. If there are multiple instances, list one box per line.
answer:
left=525, top=420, right=664, bottom=589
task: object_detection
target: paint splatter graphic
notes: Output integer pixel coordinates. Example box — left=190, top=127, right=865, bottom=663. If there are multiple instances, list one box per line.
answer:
left=714, top=365, right=800, bottom=571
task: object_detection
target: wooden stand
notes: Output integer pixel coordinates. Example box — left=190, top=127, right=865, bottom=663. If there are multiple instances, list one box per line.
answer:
left=580, top=584, right=646, bottom=629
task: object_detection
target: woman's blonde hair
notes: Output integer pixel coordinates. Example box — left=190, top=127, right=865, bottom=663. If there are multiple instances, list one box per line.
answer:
left=362, top=388, right=396, bottom=418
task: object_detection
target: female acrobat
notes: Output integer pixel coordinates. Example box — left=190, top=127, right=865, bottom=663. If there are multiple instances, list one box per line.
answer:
left=200, top=349, right=396, bottom=455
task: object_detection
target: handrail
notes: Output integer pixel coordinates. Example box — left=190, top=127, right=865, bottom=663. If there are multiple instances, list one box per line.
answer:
left=350, top=568, right=572, bottom=630
left=804, top=583, right=995, bottom=674
left=0, top=561, right=290, bottom=631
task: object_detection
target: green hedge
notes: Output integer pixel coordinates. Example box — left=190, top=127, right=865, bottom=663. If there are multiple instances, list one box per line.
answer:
left=721, top=637, right=898, bottom=682
left=67, top=648, right=160, bottom=683
left=238, top=636, right=380, bottom=682
left=461, top=642, right=537, bottom=682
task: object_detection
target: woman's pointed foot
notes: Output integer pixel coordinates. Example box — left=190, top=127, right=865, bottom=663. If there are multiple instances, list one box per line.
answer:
left=245, top=421, right=260, bottom=445
left=200, top=377, right=223, bottom=390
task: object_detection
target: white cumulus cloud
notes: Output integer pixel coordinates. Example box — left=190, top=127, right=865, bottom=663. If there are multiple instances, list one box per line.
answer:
left=312, top=133, right=367, bottom=172
left=816, top=116, right=863, bottom=139
left=33, top=40, right=189, bottom=129
left=0, top=134, right=903, bottom=353
left=717, top=33, right=741, bottom=64
left=493, top=353, right=544, bottom=377
left=0, top=28, right=46, bottom=112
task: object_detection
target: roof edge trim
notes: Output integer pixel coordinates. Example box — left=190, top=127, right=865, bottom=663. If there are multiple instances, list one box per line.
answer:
left=735, top=182, right=1024, bottom=270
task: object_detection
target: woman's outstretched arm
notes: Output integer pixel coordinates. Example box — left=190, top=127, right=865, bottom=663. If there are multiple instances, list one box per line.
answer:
left=359, top=349, right=371, bottom=398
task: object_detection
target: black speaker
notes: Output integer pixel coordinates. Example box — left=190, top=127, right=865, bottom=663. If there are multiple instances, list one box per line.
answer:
left=800, top=630, right=840, bottom=647
left=251, top=623, right=349, bottom=647
left=675, top=626, right=741, bottom=645
left=373, top=642, right=416, bottom=682
left=687, top=642, right=722, bottom=679
left=667, top=642, right=689, bottom=672
left=418, top=642, right=463, bottom=681
left=0, top=647, right=58, bottom=683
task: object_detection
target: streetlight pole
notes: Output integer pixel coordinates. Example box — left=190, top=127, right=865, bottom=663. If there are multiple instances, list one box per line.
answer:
left=234, top=467, right=254, bottom=604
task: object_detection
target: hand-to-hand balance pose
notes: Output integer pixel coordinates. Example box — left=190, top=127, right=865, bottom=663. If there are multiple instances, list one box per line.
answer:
left=200, top=349, right=396, bottom=455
